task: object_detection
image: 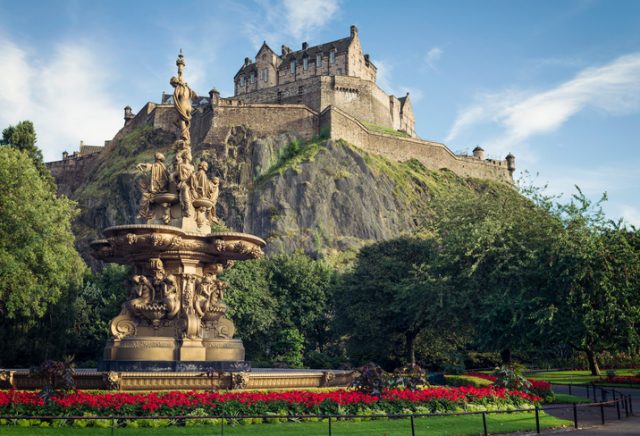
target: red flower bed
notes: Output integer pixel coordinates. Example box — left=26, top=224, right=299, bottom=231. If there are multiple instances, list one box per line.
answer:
left=466, top=373, right=497, bottom=382
left=465, top=373, right=551, bottom=391
left=603, top=375, right=640, bottom=385
left=0, top=386, right=541, bottom=418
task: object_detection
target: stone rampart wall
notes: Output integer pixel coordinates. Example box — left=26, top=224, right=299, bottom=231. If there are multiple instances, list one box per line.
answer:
left=48, top=101, right=512, bottom=194
left=46, top=152, right=102, bottom=197
left=321, top=106, right=513, bottom=183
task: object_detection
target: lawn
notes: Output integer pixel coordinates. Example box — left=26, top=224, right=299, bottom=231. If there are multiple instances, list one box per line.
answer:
left=552, top=393, right=591, bottom=404
left=0, top=412, right=570, bottom=435
left=0, top=412, right=571, bottom=436
left=526, top=369, right=640, bottom=387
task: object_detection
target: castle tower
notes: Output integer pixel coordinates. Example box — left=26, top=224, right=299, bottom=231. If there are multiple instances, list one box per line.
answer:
left=124, top=106, right=135, bottom=125
left=506, top=153, right=516, bottom=173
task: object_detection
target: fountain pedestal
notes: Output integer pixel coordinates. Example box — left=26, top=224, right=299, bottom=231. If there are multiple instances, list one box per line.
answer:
left=91, top=225, right=264, bottom=373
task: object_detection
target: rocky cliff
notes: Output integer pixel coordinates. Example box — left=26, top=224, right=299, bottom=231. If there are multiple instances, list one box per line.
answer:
left=57, top=108, right=511, bottom=266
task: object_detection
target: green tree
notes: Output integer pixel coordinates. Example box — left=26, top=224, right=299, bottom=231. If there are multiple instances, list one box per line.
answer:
left=0, top=147, right=85, bottom=320
left=267, top=254, right=336, bottom=354
left=1, top=121, right=52, bottom=185
left=222, top=259, right=278, bottom=360
left=429, top=184, right=564, bottom=364
left=537, top=192, right=640, bottom=375
left=64, top=265, right=131, bottom=364
left=221, top=253, right=336, bottom=368
left=337, top=237, right=462, bottom=368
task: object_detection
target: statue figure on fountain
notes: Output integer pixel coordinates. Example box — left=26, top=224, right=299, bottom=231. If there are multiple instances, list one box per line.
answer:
left=135, top=50, right=222, bottom=231
left=170, top=49, right=198, bottom=143
left=174, top=149, right=195, bottom=217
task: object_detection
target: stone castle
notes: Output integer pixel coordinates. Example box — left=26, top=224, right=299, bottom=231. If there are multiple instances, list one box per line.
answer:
left=233, top=25, right=416, bottom=137
left=48, top=26, right=515, bottom=185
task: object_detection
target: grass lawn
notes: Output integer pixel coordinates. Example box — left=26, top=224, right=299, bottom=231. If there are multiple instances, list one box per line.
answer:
left=0, top=412, right=570, bottom=435
left=526, top=369, right=640, bottom=387
left=552, top=393, right=591, bottom=404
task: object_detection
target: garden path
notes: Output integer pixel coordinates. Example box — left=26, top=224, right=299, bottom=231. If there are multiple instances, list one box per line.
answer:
left=542, top=384, right=640, bottom=434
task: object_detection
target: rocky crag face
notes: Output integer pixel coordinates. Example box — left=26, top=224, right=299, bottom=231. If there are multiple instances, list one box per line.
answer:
left=58, top=107, right=505, bottom=267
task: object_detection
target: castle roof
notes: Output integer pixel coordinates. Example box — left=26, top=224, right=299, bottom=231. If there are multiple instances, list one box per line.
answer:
left=398, top=94, right=408, bottom=107
left=235, top=61, right=257, bottom=78
left=283, top=36, right=353, bottom=63
left=235, top=31, right=373, bottom=78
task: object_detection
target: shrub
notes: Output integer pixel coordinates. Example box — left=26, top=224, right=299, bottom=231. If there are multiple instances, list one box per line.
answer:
left=29, top=358, right=76, bottom=400
left=351, top=363, right=391, bottom=395
left=444, top=375, right=493, bottom=388
left=493, top=365, right=532, bottom=392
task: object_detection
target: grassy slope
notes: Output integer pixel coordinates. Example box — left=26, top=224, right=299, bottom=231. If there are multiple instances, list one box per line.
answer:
left=527, top=369, right=640, bottom=387
left=1, top=412, right=569, bottom=435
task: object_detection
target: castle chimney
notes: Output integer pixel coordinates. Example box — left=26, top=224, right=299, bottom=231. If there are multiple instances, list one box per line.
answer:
left=281, top=45, right=291, bottom=56
left=473, top=146, right=485, bottom=160
left=209, top=87, right=220, bottom=107
left=350, top=25, right=358, bottom=37
left=124, top=105, right=134, bottom=125
left=244, top=57, right=251, bottom=66
left=302, top=42, right=308, bottom=50
left=505, top=153, right=516, bottom=173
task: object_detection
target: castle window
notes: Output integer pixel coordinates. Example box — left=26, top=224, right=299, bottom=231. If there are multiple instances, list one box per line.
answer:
left=277, top=91, right=282, bottom=103
left=330, top=50, right=336, bottom=64
left=303, top=57, right=308, bottom=70
left=250, top=72, right=255, bottom=84
left=240, top=76, right=245, bottom=86
left=290, top=60, right=296, bottom=74
left=337, top=68, right=342, bottom=75
left=298, top=86, right=303, bottom=95
left=261, top=68, right=268, bottom=82
left=316, top=53, right=322, bottom=67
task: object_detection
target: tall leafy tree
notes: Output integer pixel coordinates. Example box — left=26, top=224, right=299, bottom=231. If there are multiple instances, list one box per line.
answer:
left=429, top=184, right=563, bottom=363
left=537, top=192, right=640, bottom=375
left=0, top=147, right=85, bottom=320
left=337, top=237, right=462, bottom=368
left=222, top=253, right=336, bottom=367
left=1, top=121, right=52, bottom=185
left=222, top=259, right=278, bottom=360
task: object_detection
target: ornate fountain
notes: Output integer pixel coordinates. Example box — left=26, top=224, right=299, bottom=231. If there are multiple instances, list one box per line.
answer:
left=90, top=51, right=265, bottom=372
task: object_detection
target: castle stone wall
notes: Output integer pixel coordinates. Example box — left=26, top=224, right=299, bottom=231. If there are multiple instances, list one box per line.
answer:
left=322, top=106, right=513, bottom=183
left=213, top=104, right=319, bottom=142
left=47, top=153, right=102, bottom=197
left=235, top=75, right=414, bottom=136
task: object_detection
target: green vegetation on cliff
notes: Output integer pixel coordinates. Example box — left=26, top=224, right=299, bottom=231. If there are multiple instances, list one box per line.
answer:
left=362, top=121, right=411, bottom=138
left=78, top=125, right=172, bottom=203
left=255, top=137, right=328, bottom=184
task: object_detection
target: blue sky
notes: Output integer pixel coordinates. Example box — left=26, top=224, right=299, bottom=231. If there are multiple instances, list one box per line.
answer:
left=1, top=0, right=639, bottom=224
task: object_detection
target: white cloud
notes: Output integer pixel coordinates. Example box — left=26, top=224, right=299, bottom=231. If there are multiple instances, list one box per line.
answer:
left=243, top=0, right=340, bottom=48
left=446, top=53, right=640, bottom=151
left=620, top=204, right=640, bottom=227
left=0, top=37, right=122, bottom=162
left=374, top=59, right=423, bottom=102
left=283, top=0, right=340, bottom=40
left=425, top=47, right=443, bottom=70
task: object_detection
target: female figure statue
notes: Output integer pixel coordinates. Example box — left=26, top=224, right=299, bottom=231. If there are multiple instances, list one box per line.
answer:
left=170, top=50, right=198, bottom=143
